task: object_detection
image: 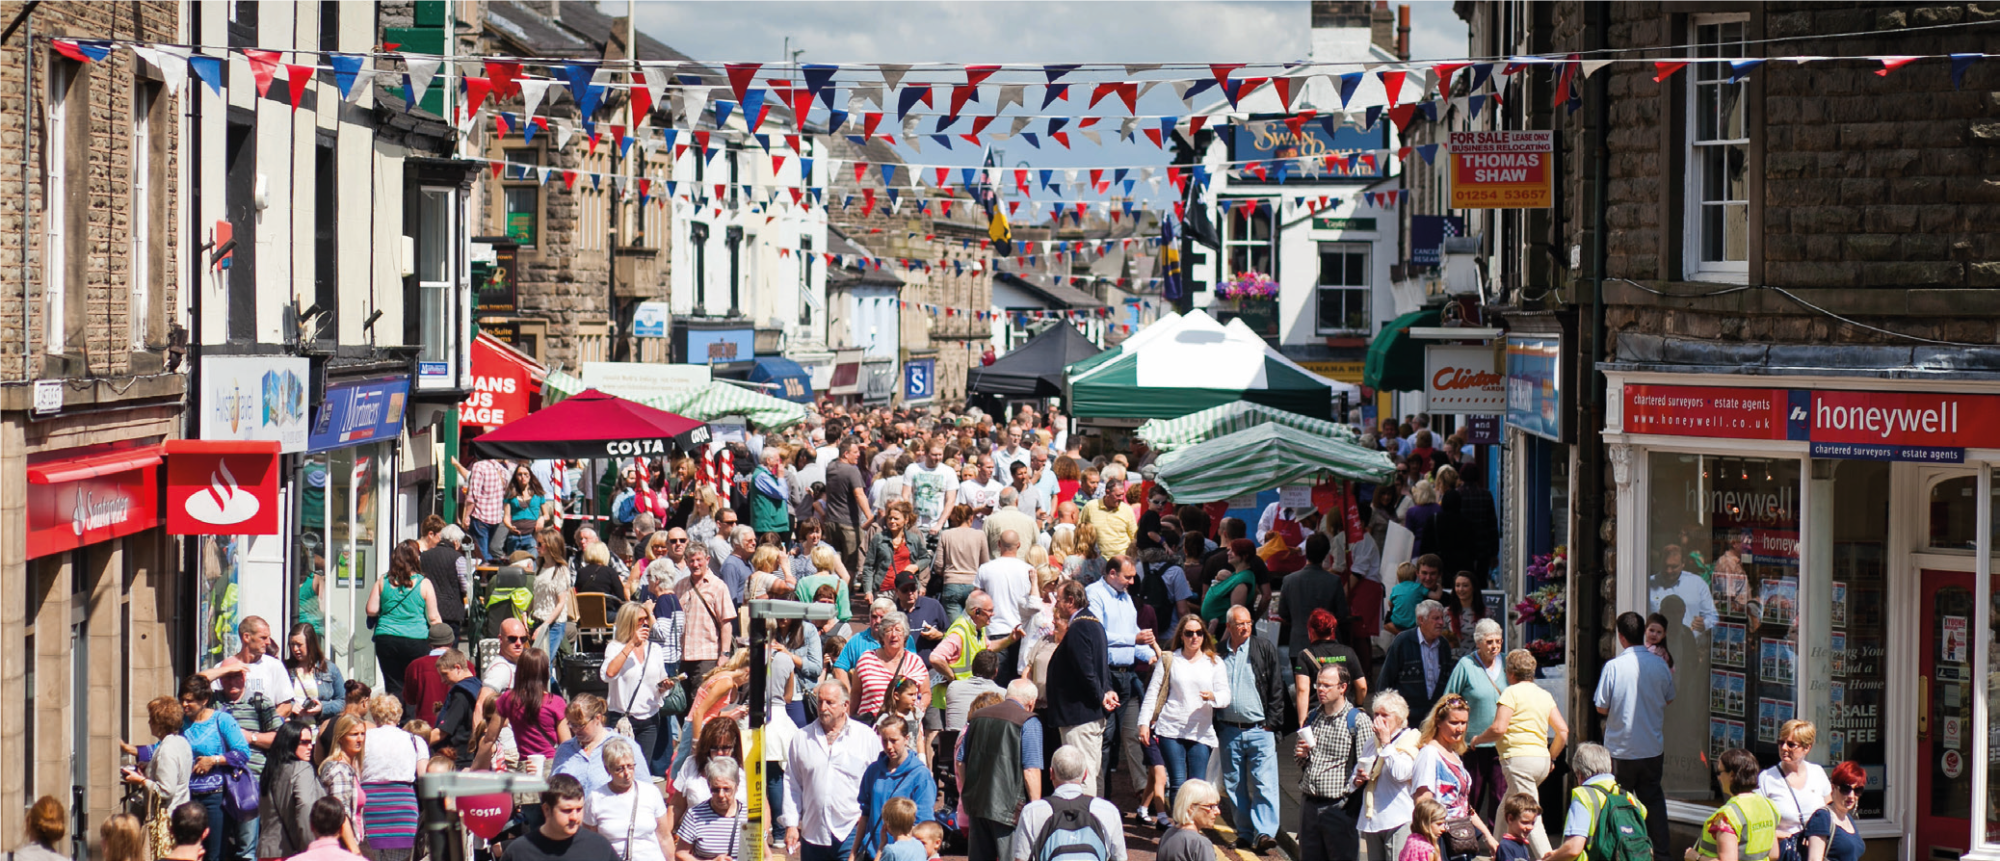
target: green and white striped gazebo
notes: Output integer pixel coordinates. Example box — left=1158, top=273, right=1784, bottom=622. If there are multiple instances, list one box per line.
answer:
left=1150, top=421, right=1396, bottom=504
left=542, top=370, right=812, bottom=430
left=1136, top=400, right=1359, bottom=454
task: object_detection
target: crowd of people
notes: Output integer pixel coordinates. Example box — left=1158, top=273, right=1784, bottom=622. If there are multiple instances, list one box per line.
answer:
left=66, top=404, right=1859, bottom=861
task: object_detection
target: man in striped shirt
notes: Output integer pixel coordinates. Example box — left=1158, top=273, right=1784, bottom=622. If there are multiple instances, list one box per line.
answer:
left=462, top=456, right=513, bottom=562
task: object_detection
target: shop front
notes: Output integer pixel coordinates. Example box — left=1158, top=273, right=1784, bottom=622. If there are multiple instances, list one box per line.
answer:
left=1603, top=371, right=2000, bottom=857
left=1503, top=328, right=1572, bottom=674
left=194, top=356, right=311, bottom=667
left=291, top=376, right=410, bottom=687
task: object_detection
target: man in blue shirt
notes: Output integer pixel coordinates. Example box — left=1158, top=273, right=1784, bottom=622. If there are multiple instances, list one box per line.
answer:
left=1217, top=605, right=1284, bottom=853
left=1593, top=612, right=1674, bottom=860
left=1086, top=556, right=1156, bottom=799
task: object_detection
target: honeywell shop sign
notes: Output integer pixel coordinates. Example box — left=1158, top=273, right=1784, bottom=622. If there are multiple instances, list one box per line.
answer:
left=1622, top=384, right=2000, bottom=463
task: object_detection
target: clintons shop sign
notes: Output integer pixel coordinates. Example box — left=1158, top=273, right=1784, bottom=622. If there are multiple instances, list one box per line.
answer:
left=1622, top=384, right=2000, bottom=462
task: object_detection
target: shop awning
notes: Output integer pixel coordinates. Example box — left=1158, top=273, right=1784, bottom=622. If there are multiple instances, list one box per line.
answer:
left=1363, top=308, right=1441, bottom=392
left=470, top=389, right=711, bottom=460
left=28, top=445, right=164, bottom=484
left=542, top=370, right=811, bottom=430
left=1136, top=400, right=1358, bottom=454
left=1151, top=422, right=1396, bottom=503
left=748, top=357, right=815, bottom=403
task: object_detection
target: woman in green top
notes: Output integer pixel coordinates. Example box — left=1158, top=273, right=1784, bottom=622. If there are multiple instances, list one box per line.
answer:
left=795, top=545, right=852, bottom=625
left=368, top=541, right=442, bottom=699
left=1199, top=539, right=1259, bottom=634
left=1441, top=618, right=1507, bottom=825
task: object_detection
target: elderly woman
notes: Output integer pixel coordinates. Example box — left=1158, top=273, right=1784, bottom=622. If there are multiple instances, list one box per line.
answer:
left=1756, top=719, right=1831, bottom=842
left=259, top=720, right=327, bottom=859
left=1158, top=779, right=1223, bottom=861
left=671, top=715, right=747, bottom=832
left=554, top=693, right=653, bottom=793
left=1443, top=618, right=1508, bottom=824
left=586, top=737, right=674, bottom=861
left=1470, top=649, right=1567, bottom=856
left=796, top=545, right=853, bottom=627
left=1692, top=749, right=1780, bottom=861
left=360, top=695, right=431, bottom=861
left=1411, top=695, right=1497, bottom=861
left=120, top=696, right=193, bottom=814
left=675, top=758, right=747, bottom=861
left=851, top=610, right=929, bottom=723
left=1360, top=690, right=1421, bottom=861
left=603, top=602, right=675, bottom=775
left=1138, top=613, right=1231, bottom=825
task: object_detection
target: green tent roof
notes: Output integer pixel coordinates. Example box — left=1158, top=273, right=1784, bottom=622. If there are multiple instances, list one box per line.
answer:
left=1363, top=308, right=1440, bottom=392
left=1151, top=422, right=1397, bottom=503
left=543, top=370, right=811, bottom=430
left=1137, top=400, right=1359, bottom=454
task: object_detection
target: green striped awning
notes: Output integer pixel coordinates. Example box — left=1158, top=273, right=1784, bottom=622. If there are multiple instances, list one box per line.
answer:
left=542, top=371, right=811, bottom=430
left=1151, top=421, right=1396, bottom=503
left=1136, top=400, right=1358, bottom=454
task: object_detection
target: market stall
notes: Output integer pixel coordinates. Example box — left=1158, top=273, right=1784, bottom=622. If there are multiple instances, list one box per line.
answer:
left=468, top=388, right=712, bottom=460
left=967, top=322, right=1103, bottom=398
left=1065, top=310, right=1359, bottom=421
left=1150, top=421, right=1394, bottom=503
left=540, top=370, right=812, bottom=431
left=1135, top=399, right=1359, bottom=454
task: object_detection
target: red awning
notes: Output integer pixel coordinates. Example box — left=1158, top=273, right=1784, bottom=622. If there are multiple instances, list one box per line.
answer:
left=469, top=389, right=711, bottom=460
left=28, top=445, right=165, bottom=485
left=473, top=332, right=546, bottom=386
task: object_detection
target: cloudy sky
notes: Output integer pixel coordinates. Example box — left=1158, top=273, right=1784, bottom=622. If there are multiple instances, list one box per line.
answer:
left=615, top=1, right=1470, bottom=65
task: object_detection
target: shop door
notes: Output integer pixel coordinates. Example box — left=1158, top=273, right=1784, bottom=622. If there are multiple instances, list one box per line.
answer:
left=1917, top=568, right=1974, bottom=857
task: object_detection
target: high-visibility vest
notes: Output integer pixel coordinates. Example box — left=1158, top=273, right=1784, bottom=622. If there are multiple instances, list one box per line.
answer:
left=1694, top=794, right=1778, bottom=861
left=935, top=614, right=987, bottom=708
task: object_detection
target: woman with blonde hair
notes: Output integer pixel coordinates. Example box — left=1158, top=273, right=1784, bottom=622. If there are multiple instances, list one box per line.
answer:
left=554, top=693, right=651, bottom=792
left=1361, top=690, right=1422, bottom=861
left=316, top=712, right=368, bottom=853
left=1139, top=614, right=1232, bottom=827
left=1403, top=480, right=1442, bottom=559
left=1064, top=522, right=1103, bottom=585
left=531, top=530, right=576, bottom=659
left=1158, top=780, right=1222, bottom=861
left=796, top=544, right=851, bottom=628
left=747, top=544, right=790, bottom=603
left=1411, top=695, right=1495, bottom=861
left=99, top=812, right=145, bottom=861
left=603, top=601, right=674, bottom=777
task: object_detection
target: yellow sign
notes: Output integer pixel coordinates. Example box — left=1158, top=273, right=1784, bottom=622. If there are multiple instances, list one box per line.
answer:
left=1449, top=130, right=1553, bottom=210
left=1301, top=361, right=1367, bottom=384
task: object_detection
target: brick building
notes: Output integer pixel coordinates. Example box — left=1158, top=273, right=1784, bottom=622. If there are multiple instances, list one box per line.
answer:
left=1417, top=3, right=2000, bottom=855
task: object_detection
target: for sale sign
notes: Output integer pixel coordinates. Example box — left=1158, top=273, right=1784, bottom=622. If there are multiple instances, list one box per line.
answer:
left=1449, top=131, right=1553, bottom=209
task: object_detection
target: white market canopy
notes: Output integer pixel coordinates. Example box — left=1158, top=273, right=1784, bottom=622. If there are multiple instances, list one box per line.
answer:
left=1065, top=310, right=1361, bottom=421
left=1150, top=421, right=1395, bottom=503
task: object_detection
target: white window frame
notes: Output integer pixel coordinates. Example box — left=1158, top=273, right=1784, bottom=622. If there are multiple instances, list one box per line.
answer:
left=130, top=84, right=151, bottom=351
left=1683, top=12, right=1751, bottom=283
left=415, top=187, right=456, bottom=369
left=1221, top=199, right=1276, bottom=278
left=1314, top=242, right=1370, bottom=335
left=45, top=60, right=66, bottom=355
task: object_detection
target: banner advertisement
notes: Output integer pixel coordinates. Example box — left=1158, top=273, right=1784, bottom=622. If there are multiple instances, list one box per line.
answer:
left=1449, top=130, right=1553, bottom=209
left=202, top=356, right=311, bottom=453
left=1623, top=384, right=2000, bottom=462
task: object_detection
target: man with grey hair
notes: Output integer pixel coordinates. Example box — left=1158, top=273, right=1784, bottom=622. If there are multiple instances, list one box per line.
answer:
left=784, top=680, right=884, bottom=861
left=1377, top=599, right=1451, bottom=719
left=718, top=524, right=756, bottom=604
left=1012, top=745, right=1128, bottom=861
left=984, top=487, right=1037, bottom=557
left=960, top=679, right=1047, bottom=861
left=1080, top=463, right=1137, bottom=557
left=974, top=530, right=1036, bottom=684
left=1542, top=743, right=1647, bottom=861
left=1217, top=605, right=1285, bottom=853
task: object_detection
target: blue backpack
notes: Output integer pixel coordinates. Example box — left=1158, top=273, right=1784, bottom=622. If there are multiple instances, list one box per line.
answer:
left=1030, top=795, right=1109, bottom=861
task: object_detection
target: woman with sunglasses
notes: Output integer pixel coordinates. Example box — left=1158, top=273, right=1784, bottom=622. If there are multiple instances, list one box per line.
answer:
left=257, top=720, right=326, bottom=860
left=1159, top=779, right=1223, bottom=861
left=1755, top=720, right=1830, bottom=847
left=1691, top=748, right=1780, bottom=861
left=1137, top=615, right=1232, bottom=829
left=1410, top=695, right=1497, bottom=861
left=1798, top=761, right=1865, bottom=861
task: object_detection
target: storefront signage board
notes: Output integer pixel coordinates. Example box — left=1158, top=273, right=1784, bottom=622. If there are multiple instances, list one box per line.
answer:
left=165, top=440, right=282, bottom=535
left=28, top=455, right=161, bottom=559
left=581, top=362, right=711, bottom=402
left=632, top=302, right=671, bottom=339
left=1424, top=345, right=1505, bottom=415
left=1230, top=120, right=1386, bottom=183
left=1465, top=415, right=1501, bottom=445
left=308, top=377, right=409, bottom=454
left=465, top=338, right=537, bottom=429
left=685, top=328, right=755, bottom=365
left=202, top=356, right=311, bottom=453
left=903, top=358, right=935, bottom=403
left=1623, top=384, right=2000, bottom=462
left=1505, top=335, right=1563, bottom=442
left=1311, top=217, right=1378, bottom=231
left=1449, top=130, right=1553, bottom=209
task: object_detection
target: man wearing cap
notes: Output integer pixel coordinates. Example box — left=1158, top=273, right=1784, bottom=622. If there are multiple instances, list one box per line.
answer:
left=400, top=622, right=458, bottom=724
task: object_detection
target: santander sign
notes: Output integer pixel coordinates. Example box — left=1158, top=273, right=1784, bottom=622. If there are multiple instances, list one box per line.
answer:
left=166, top=440, right=281, bottom=536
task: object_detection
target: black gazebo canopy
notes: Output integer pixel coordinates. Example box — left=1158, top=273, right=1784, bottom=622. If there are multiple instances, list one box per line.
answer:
left=966, top=322, right=1104, bottom=398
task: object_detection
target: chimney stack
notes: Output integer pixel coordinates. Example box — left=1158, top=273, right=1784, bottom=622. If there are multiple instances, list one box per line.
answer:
left=1371, top=1, right=1395, bottom=53
left=1398, top=5, right=1411, bottom=60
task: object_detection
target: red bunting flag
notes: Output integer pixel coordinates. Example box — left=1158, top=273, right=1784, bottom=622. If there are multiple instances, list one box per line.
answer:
left=1379, top=70, right=1407, bottom=107
left=1875, top=56, right=1919, bottom=76
left=244, top=49, right=282, bottom=98
left=1189, top=116, right=1209, bottom=137
left=1432, top=62, right=1470, bottom=96
left=1387, top=103, right=1417, bottom=132
left=1270, top=77, right=1295, bottom=111
left=771, top=154, right=787, bottom=174
left=854, top=161, right=868, bottom=182
left=463, top=75, right=492, bottom=117
left=964, top=64, right=1000, bottom=87
left=562, top=170, right=578, bottom=189
left=1652, top=61, right=1687, bottom=82
left=1209, top=63, right=1244, bottom=85
left=723, top=63, right=761, bottom=103
left=1283, top=110, right=1315, bottom=139
left=628, top=69, right=652, bottom=118
left=285, top=64, right=314, bottom=111
left=863, top=111, right=884, bottom=139
left=489, top=160, right=504, bottom=178
left=486, top=61, right=521, bottom=96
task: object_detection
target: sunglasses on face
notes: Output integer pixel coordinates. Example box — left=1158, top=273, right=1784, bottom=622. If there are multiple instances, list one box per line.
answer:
left=504, top=635, right=529, bottom=644
left=669, top=538, right=689, bottom=544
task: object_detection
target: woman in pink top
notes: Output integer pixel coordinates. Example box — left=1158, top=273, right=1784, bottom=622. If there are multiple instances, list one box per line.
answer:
left=483, top=648, right=572, bottom=768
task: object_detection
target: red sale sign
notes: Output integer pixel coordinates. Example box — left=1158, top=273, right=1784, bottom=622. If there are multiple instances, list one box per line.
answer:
left=1623, top=385, right=1788, bottom=440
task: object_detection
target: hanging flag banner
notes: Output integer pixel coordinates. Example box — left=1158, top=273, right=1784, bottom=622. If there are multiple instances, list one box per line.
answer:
left=1448, top=130, right=1553, bottom=209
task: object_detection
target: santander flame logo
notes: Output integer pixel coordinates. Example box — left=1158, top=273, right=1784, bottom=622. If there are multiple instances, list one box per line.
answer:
left=184, top=458, right=261, bottom=526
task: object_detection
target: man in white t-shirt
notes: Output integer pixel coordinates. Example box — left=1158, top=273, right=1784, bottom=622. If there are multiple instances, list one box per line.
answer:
left=993, top=426, right=1031, bottom=479
left=962, top=455, right=1009, bottom=528
left=473, top=617, right=529, bottom=768
left=201, top=615, right=297, bottom=718
left=973, top=530, right=1036, bottom=683
left=902, top=442, right=960, bottom=534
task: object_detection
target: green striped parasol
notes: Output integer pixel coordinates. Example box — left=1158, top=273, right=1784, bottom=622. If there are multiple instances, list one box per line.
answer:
left=542, top=370, right=811, bottom=430
left=1136, top=400, right=1359, bottom=453
left=1150, top=421, right=1395, bottom=503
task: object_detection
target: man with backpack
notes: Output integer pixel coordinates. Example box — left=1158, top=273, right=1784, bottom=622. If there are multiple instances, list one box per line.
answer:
left=1293, top=664, right=1372, bottom=861
left=1012, top=745, right=1128, bottom=861
left=1543, top=743, right=1651, bottom=861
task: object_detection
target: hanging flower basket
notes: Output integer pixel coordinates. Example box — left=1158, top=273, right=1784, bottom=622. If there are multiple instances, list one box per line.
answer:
left=1216, top=271, right=1279, bottom=300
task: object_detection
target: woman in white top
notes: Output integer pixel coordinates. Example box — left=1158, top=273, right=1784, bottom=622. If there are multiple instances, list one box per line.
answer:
left=1359, top=690, right=1422, bottom=861
left=121, top=696, right=193, bottom=810
left=358, top=695, right=431, bottom=861
left=1757, top=719, right=1832, bottom=840
left=531, top=531, right=576, bottom=658
left=603, top=603, right=675, bottom=778
left=1138, top=615, right=1232, bottom=815
left=587, top=737, right=673, bottom=861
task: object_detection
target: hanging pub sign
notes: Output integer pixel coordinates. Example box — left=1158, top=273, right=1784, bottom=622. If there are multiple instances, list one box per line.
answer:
left=1449, top=130, right=1553, bottom=209
left=473, top=243, right=519, bottom=315
left=165, top=440, right=282, bottom=535
left=1424, top=345, right=1506, bottom=415
left=1229, top=119, right=1387, bottom=184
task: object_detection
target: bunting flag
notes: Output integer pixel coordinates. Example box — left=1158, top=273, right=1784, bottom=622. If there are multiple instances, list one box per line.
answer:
left=285, top=64, right=314, bottom=111
left=518, top=78, right=551, bottom=118
left=244, top=49, right=282, bottom=98
left=723, top=62, right=760, bottom=102
left=402, top=55, right=442, bottom=110
left=1951, top=53, right=1981, bottom=89
left=877, top=63, right=912, bottom=89
left=1875, top=56, right=1920, bottom=76
left=1727, top=59, right=1765, bottom=83
left=463, top=75, right=493, bottom=118
left=1336, top=72, right=1364, bottom=108
left=50, top=39, right=112, bottom=63
left=1378, top=69, right=1407, bottom=106
left=133, top=45, right=190, bottom=96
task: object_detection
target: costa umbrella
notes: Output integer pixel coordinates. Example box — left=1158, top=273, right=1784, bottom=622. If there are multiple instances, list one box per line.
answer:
left=469, top=389, right=712, bottom=460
